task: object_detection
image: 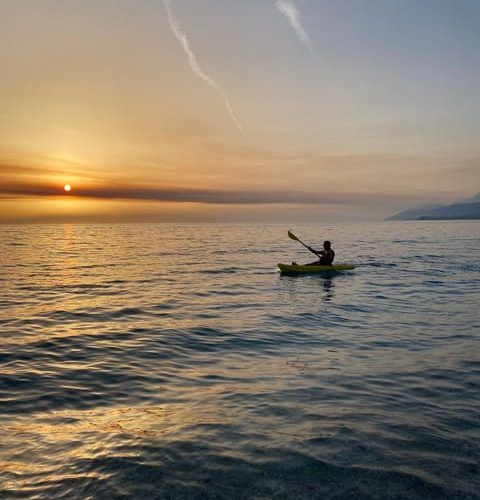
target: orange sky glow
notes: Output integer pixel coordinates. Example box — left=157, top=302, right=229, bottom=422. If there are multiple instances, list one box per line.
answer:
left=1, top=1, right=478, bottom=222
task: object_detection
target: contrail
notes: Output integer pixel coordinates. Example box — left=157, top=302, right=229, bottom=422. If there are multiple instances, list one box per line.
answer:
left=162, top=0, right=244, bottom=132
left=275, top=0, right=315, bottom=55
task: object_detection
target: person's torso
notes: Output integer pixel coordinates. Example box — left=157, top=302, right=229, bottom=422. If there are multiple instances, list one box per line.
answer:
left=322, top=249, right=334, bottom=264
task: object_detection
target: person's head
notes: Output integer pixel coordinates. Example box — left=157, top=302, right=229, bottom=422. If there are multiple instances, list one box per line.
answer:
left=323, top=240, right=331, bottom=250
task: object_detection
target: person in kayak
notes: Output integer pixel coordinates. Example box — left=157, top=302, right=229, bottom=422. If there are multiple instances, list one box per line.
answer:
left=306, top=240, right=335, bottom=266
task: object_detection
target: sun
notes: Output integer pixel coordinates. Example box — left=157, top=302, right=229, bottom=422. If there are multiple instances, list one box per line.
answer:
left=63, top=184, right=72, bottom=192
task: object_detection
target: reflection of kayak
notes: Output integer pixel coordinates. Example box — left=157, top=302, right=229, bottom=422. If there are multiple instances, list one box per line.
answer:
left=278, top=263, right=355, bottom=273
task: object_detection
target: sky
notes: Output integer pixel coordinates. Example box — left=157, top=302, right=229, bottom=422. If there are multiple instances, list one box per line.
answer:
left=1, top=0, right=479, bottom=223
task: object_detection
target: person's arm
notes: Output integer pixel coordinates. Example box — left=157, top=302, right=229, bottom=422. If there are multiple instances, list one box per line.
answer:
left=307, top=246, right=323, bottom=257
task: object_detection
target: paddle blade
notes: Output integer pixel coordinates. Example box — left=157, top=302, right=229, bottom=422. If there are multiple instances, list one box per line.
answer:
left=288, top=230, right=299, bottom=242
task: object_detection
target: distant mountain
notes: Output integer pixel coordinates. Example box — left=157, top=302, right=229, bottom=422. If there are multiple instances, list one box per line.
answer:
left=386, top=204, right=444, bottom=221
left=461, top=192, right=480, bottom=203
left=386, top=193, right=480, bottom=221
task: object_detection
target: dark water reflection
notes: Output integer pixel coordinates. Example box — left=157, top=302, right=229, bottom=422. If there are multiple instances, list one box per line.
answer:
left=0, top=222, right=479, bottom=499
left=322, top=278, right=335, bottom=302
left=280, top=274, right=336, bottom=302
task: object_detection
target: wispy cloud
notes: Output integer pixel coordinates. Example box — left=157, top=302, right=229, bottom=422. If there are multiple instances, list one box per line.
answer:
left=163, top=0, right=243, bottom=132
left=275, top=0, right=315, bottom=55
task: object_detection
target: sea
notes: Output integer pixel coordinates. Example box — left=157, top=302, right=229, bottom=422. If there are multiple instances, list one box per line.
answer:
left=0, top=221, right=479, bottom=499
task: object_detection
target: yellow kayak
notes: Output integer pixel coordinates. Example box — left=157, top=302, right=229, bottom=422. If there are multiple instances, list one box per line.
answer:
left=278, top=263, right=355, bottom=273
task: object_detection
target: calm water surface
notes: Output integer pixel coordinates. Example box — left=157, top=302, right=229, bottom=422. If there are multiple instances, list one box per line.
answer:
left=0, top=222, right=479, bottom=499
